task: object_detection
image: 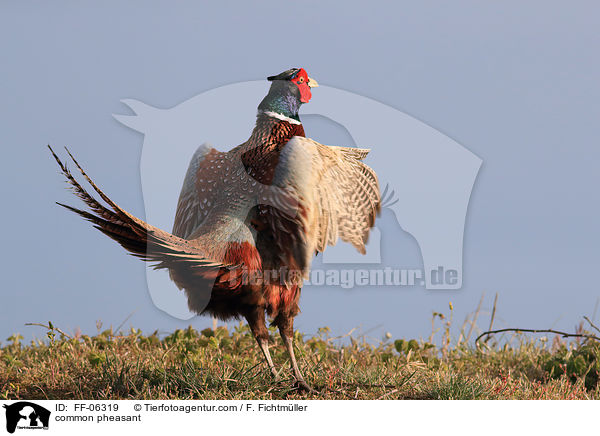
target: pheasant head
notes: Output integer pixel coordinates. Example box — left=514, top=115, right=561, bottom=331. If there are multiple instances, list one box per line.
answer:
left=258, top=68, right=318, bottom=122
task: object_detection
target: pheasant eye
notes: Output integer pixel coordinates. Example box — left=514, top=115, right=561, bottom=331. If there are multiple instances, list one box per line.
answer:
left=298, top=77, right=304, bottom=83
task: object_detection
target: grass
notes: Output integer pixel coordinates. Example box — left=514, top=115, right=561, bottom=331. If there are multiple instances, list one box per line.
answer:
left=2, top=307, right=600, bottom=400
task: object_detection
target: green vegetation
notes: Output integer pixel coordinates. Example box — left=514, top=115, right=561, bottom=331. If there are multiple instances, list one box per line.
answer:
left=2, top=308, right=600, bottom=400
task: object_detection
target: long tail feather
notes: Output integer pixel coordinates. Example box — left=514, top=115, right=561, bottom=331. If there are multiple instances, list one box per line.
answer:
left=48, top=146, right=232, bottom=273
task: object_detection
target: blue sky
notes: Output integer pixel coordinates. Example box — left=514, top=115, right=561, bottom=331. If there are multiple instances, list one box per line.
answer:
left=1, top=1, right=599, bottom=344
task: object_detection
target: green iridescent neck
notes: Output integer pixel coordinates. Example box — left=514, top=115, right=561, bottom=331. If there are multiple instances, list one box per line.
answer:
left=257, top=83, right=301, bottom=122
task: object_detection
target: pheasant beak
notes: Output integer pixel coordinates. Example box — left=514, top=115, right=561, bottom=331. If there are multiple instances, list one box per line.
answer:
left=307, top=77, right=319, bottom=88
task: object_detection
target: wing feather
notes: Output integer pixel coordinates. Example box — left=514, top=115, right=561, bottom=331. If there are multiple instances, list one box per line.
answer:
left=173, top=143, right=217, bottom=239
left=269, top=136, right=381, bottom=276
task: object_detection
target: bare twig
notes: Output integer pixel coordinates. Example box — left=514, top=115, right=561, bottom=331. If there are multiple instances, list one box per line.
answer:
left=583, top=316, right=600, bottom=335
left=25, top=322, right=73, bottom=340
left=475, top=328, right=600, bottom=344
left=592, top=298, right=599, bottom=322
left=347, top=382, right=399, bottom=389
left=115, top=311, right=136, bottom=334
left=326, top=327, right=358, bottom=343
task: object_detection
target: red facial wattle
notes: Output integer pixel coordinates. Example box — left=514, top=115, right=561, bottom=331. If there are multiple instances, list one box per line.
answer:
left=291, top=69, right=312, bottom=103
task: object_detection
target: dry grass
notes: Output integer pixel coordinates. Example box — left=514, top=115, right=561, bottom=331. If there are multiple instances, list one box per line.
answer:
left=2, top=305, right=599, bottom=400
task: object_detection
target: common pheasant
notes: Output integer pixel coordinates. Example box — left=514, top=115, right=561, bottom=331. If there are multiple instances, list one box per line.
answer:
left=49, top=68, right=381, bottom=392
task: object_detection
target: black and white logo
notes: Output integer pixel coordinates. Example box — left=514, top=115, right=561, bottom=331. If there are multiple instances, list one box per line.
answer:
left=3, top=402, right=50, bottom=433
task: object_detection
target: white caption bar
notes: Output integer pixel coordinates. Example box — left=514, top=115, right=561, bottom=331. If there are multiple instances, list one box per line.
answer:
left=0, top=400, right=595, bottom=435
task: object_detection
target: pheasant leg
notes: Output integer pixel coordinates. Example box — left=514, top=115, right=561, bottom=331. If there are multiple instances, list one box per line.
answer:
left=275, top=315, right=315, bottom=393
left=246, top=309, right=280, bottom=381
left=257, top=337, right=279, bottom=380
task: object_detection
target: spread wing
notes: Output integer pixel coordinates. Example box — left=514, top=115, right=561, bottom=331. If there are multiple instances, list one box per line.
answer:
left=172, top=143, right=218, bottom=239
left=265, top=136, right=381, bottom=277
left=171, top=143, right=262, bottom=275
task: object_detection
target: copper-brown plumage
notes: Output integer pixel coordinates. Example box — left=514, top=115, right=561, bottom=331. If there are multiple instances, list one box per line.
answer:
left=50, top=68, right=381, bottom=391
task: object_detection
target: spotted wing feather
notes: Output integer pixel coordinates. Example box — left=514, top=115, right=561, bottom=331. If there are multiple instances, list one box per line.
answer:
left=173, top=143, right=217, bottom=239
